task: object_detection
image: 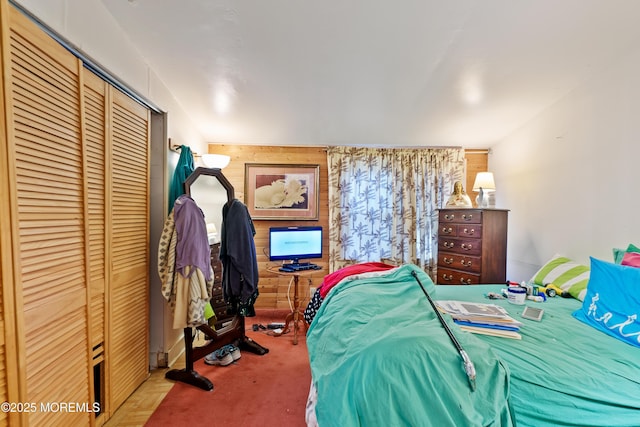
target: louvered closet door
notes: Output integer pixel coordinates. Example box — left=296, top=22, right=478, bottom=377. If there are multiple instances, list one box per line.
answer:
left=83, top=69, right=107, bottom=409
left=108, top=89, right=150, bottom=412
left=0, top=180, right=10, bottom=422
left=7, top=6, right=92, bottom=426
left=0, top=4, right=13, bottom=420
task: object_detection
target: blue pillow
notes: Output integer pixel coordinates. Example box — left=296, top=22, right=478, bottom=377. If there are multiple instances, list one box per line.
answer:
left=573, top=257, right=640, bottom=348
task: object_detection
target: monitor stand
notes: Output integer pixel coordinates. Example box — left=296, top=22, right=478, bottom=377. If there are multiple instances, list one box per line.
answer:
left=282, top=260, right=319, bottom=271
left=288, top=259, right=309, bottom=268
left=270, top=263, right=323, bottom=344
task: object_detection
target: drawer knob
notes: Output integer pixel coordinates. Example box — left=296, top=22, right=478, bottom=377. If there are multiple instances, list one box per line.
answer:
left=444, top=214, right=455, bottom=221
left=460, top=277, right=472, bottom=285
left=461, top=259, right=472, bottom=267
left=442, top=227, right=453, bottom=234
left=461, top=243, right=473, bottom=251
left=444, top=257, right=453, bottom=264
left=442, top=273, right=453, bottom=281
left=462, top=214, right=473, bottom=221
left=463, top=228, right=475, bottom=235
left=444, top=241, right=454, bottom=248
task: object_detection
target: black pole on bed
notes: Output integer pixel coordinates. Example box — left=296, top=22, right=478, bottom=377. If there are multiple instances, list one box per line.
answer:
left=411, top=270, right=477, bottom=392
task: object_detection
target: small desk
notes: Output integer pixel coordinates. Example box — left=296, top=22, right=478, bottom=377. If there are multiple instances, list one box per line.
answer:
left=267, top=265, right=324, bottom=345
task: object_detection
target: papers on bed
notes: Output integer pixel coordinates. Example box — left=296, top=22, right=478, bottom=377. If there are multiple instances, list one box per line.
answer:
left=436, top=300, right=523, bottom=339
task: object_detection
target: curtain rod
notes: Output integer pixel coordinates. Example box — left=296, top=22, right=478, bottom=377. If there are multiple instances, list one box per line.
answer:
left=206, top=144, right=491, bottom=153
left=464, top=149, right=491, bottom=154
left=323, top=144, right=465, bottom=150
left=322, top=146, right=490, bottom=153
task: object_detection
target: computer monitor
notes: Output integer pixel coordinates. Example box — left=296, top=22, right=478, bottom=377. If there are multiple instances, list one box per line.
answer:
left=269, top=226, right=323, bottom=265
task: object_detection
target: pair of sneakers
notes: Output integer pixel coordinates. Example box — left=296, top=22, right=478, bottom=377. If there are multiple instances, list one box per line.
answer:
left=204, top=344, right=241, bottom=366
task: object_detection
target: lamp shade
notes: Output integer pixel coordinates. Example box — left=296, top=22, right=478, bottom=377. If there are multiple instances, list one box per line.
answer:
left=472, top=172, right=496, bottom=191
left=201, top=154, right=230, bottom=169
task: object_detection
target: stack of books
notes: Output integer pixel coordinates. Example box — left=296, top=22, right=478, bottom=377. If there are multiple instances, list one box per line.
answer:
left=436, top=300, right=523, bottom=339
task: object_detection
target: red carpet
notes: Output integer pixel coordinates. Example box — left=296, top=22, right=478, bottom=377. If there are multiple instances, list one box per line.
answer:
left=146, top=310, right=311, bottom=427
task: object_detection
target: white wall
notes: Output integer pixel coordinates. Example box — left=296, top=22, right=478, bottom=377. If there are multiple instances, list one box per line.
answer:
left=491, top=45, right=640, bottom=282
left=13, top=0, right=205, bottom=151
left=13, top=0, right=206, bottom=368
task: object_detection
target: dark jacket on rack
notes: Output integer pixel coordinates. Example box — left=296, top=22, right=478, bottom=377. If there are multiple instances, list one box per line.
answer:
left=220, top=199, right=259, bottom=316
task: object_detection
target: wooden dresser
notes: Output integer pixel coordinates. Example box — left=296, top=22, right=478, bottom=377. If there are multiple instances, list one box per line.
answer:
left=436, top=208, right=509, bottom=285
left=210, top=242, right=234, bottom=329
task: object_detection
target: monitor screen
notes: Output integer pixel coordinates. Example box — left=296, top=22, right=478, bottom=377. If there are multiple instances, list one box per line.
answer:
left=269, top=226, right=323, bottom=264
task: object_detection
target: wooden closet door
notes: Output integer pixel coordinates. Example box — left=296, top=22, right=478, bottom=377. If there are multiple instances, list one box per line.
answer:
left=108, top=89, right=150, bottom=413
left=84, top=70, right=151, bottom=419
left=83, top=69, right=108, bottom=421
left=5, top=5, right=92, bottom=426
left=84, top=71, right=107, bottom=356
left=0, top=94, right=12, bottom=426
left=2, top=4, right=151, bottom=424
left=0, top=5, right=15, bottom=423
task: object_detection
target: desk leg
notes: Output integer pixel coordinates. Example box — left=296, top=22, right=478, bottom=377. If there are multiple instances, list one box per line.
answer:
left=293, top=275, right=300, bottom=344
left=278, top=274, right=307, bottom=345
left=293, top=307, right=300, bottom=345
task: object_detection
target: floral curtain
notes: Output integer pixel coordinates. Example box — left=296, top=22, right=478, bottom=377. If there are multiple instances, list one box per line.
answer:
left=326, top=146, right=465, bottom=276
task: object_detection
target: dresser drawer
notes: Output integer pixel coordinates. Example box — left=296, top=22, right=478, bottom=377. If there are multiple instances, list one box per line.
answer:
left=457, top=223, right=481, bottom=238
left=211, top=283, right=223, bottom=295
left=210, top=244, right=220, bottom=257
left=439, top=210, right=482, bottom=224
left=212, top=265, right=222, bottom=283
left=211, top=293, right=227, bottom=307
left=211, top=302, right=229, bottom=316
left=439, top=224, right=457, bottom=237
left=438, top=252, right=481, bottom=273
left=438, top=237, right=482, bottom=256
left=439, top=224, right=483, bottom=238
left=437, top=267, right=479, bottom=285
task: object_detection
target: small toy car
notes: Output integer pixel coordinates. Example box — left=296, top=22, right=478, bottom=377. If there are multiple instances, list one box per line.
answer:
left=534, top=283, right=569, bottom=298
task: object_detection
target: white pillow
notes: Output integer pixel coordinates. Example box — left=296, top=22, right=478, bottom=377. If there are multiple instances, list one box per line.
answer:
left=530, top=254, right=590, bottom=301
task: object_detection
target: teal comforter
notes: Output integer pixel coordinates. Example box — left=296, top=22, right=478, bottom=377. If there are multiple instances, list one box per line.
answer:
left=436, top=285, right=640, bottom=427
left=307, top=265, right=515, bottom=427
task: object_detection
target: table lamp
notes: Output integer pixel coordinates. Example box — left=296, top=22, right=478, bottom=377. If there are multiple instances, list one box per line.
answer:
left=472, top=172, right=496, bottom=208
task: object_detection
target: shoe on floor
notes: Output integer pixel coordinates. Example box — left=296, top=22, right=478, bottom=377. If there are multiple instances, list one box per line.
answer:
left=223, top=344, right=241, bottom=361
left=204, top=348, right=233, bottom=366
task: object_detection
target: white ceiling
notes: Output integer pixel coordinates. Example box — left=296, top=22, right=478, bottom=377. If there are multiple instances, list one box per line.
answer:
left=99, top=0, right=640, bottom=148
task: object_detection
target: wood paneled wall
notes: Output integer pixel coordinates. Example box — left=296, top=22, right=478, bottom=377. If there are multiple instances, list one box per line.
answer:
left=208, top=144, right=487, bottom=309
left=465, top=151, right=489, bottom=203
left=207, top=145, right=328, bottom=309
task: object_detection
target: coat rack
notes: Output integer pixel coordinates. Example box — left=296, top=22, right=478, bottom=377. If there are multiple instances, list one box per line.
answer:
left=164, top=167, right=268, bottom=391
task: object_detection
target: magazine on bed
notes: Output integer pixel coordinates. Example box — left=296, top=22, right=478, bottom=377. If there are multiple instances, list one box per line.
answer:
left=436, top=300, right=522, bottom=339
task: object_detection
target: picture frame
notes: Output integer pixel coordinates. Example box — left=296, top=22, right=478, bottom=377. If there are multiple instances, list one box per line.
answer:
left=244, top=163, right=320, bottom=220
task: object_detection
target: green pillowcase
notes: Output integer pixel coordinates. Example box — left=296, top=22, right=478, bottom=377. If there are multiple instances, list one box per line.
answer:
left=613, top=243, right=640, bottom=264
left=530, top=254, right=590, bottom=301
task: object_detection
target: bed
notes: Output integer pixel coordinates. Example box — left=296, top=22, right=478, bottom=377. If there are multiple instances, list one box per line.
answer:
left=305, top=263, right=640, bottom=427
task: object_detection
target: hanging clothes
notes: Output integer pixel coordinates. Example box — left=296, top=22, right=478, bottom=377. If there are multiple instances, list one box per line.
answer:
left=158, top=194, right=213, bottom=329
left=168, top=145, right=195, bottom=213
left=220, top=199, right=259, bottom=316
